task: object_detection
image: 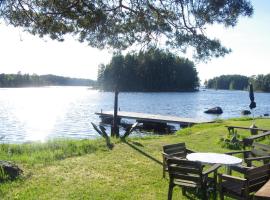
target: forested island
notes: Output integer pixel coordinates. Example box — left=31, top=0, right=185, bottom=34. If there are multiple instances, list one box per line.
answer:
left=97, top=49, right=199, bottom=92
left=0, top=73, right=95, bottom=87
left=205, top=74, right=270, bottom=92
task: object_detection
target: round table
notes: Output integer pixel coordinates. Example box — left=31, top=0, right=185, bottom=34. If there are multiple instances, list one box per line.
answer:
left=187, top=152, right=242, bottom=173
left=187, top=153, right=242, bottom=165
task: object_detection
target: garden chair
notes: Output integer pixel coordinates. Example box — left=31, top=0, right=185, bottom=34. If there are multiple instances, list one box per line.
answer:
left=219, top=163, right=270, bottom=200
left=162, top=142, right=195, bottom=178
left=226, top=142, right=270, bottom=174
left=167, top=158, right=220, bottom=200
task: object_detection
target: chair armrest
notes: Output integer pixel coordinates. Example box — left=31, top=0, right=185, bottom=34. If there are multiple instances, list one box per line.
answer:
left=162, top=152, right=168, bottom=157
left=225, top=150, right=251, bottom=155
left=245, top=155, right=270, bottom=162
left=230, top=165, right=252, bottom=174
left=186, top=149, right=195, bottom=153
left=203, top=164, right=221, bottom=176
left=218, top=173, right=246, bottom=184
left=162, top=152, right=187, bottom=158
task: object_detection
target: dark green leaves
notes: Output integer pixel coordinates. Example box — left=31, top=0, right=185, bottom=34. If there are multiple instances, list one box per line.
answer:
left=0, top=0, right=253, bottom=61
left=98, top=49, right=199, bottom=92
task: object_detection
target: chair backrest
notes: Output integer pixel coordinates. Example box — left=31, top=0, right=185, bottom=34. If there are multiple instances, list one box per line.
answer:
left=167, top=158, right=203, bottom=187
left=245, top=163, right=270, bottom=193
left=163, top=143, right=187, bottom=158
left=251, top=143, right=270, bottom=157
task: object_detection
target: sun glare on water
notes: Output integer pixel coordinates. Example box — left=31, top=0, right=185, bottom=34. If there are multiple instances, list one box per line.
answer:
left=9, top=87, right=84, bottom=142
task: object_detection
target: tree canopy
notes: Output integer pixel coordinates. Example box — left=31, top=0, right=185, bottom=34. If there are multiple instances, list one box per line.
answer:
left=205, top=75, right=249, bottom=90
left=251, top=74, right=270, bottom=92
left=205, top=74, right=270, bottom=92
left=0, top=73, right=95, bottom=87
left=98, top=48, right=199, bottom=92
left=0, top=0, right=253, bottom=61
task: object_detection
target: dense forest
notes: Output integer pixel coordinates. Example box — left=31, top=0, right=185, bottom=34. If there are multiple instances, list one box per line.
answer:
left=0, top=73, right=95, bottom=87
left=205, top=74, right=270, bottom=92
left=98, top=49, right=199, bottom=92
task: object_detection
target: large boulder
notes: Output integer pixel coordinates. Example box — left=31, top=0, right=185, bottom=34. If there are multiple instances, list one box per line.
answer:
left=241, top=110, right=251, bottom=115
left=0, top=161, right=23, bottom=181
left=204, top=107, right=223, bottom=114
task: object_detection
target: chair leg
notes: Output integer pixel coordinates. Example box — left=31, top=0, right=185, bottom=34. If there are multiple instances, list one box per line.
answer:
left=168, top=182, right=174, bottom=200
left=163, top=166, right=165, bottom=178
left=219, top=188, right=224, bottom=200
left=162, top=156, right=166, bottom=178
left=182, top=187, right=186, bottom=196
left=213, top=188, right=217, bottom=200
left=201, top=189, right=207, bottom=200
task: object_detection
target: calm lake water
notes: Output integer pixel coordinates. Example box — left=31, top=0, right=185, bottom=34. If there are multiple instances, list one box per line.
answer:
left=0, top=86, right=269, bottom=143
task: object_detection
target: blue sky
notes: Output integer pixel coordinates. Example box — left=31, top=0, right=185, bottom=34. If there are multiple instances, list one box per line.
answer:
left=0, top=1, right=269, bottom=82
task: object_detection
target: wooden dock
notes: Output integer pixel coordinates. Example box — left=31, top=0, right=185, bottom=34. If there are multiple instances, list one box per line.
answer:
left=95, top=111, right=214, bottom=127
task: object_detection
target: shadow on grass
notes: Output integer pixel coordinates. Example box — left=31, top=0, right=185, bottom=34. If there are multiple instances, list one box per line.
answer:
left=124, top=141, right=162, bottom=166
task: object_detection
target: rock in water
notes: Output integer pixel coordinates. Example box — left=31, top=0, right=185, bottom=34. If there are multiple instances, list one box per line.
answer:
left=0, top=160, right=23, bottom=181
left=241, top=110, right=251, bottom=115
left=204, top=107, right=223, bottom=114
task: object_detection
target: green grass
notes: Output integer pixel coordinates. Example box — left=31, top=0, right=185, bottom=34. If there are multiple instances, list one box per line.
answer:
left=0, top=118, right=270, bottom=199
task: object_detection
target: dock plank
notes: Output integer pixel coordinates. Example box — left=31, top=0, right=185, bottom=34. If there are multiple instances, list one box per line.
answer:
left=95, top=111, right=213, bottom=126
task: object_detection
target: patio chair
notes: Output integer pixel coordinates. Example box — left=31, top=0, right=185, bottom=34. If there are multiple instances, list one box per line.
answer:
left=167, top=158, right=220, bottom=200
left=162, top=142, right=195, bottom=178
left=218, top=163, right=270, bottom=200
left=226, top=142, right=270, bottom=174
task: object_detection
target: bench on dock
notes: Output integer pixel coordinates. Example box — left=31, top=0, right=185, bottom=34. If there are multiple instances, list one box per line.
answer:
left=254, top=179, right=270, bottom=199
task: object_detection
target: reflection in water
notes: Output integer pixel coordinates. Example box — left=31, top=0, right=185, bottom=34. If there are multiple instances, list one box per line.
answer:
left=0, top=87, right=269, bottom=143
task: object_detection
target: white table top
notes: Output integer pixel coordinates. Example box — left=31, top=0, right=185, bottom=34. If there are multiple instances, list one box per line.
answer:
left=187, top=152, right=242, bottom=166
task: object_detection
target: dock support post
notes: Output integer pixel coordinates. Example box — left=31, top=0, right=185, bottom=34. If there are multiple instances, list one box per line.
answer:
left=111, top=88, right=119, bottom=137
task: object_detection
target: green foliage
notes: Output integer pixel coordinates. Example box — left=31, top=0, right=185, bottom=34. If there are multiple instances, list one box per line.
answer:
left=206, top=74, right=270, bottom=92
left=219, top=131, right=243, bottom=150
left=0, top=73, right=95, bottom=87
left=250, top=74, right=270, bottom=92
left=0, top=139, right=107, bottom=165
left=0, top=0, right=253, bottom=61
left=98, top=49, right=199, bottom=91
left=206, top=74, right=249, bottom=90
left=0, top=166, right=9, bottom=182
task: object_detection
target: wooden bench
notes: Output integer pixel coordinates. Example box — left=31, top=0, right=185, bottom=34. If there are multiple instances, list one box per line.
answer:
left=254, top=179, right=270, bottom=199
left=243, top=130, right=270, bottom=147
left=226, top=143, right=270, bottom=174
left=225, top=125, right=269, bottom=134
left=225, top=125, right=270, bottom=147
left=219, top=164, right=270, bottom=200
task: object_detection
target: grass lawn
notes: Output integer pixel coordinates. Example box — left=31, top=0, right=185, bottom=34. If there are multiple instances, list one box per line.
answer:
left=0, top=118, right=270, bottom=199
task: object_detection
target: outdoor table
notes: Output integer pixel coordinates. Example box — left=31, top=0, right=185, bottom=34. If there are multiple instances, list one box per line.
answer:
left=187, top=152, right=242, bottom=173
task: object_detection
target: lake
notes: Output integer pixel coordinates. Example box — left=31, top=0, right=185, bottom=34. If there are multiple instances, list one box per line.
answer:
left=0, top=86, right=269, bottom=143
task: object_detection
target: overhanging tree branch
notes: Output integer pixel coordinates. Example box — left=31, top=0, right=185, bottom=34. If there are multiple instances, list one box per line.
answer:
left=0, top=0, right=253, bottom=61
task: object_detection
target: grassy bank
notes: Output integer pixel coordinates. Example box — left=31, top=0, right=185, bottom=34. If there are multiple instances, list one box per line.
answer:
left=0, top=118, right=270, bottom=199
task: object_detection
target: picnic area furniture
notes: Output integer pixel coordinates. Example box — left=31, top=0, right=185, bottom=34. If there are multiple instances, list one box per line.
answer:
left=226, top=142, right=270, bottom=174
left=167, top=158, right=220, bottom=200
left=162, top=142, right=195, bottom=178
left=225, top=125, right=269, bottom=135
left=243, top=130, right=270, bottom=147
left=225, top=125, right=270, bottom=147
left=219, top=163, right=270, bottom=200
left=187, top=152, right=242, bottom=174
left=254, top=179, right=270, bottom=200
